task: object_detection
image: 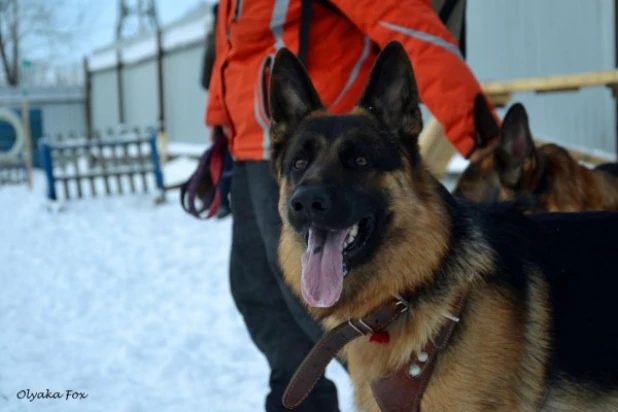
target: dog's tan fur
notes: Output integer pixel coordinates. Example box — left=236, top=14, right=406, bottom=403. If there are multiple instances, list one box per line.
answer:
left=268, top=42, right=618, bottom=411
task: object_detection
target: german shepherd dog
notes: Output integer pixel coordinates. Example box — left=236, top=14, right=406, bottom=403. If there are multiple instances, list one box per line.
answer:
left=268, top=41, right=618, bottom=411
left=453, top=96, right=618, bottom=212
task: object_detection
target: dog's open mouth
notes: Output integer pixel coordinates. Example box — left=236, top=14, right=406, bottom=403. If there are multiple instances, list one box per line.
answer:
left=342, top=216, right=375, bottom=266
left=300, top=216, right=376, bottom=308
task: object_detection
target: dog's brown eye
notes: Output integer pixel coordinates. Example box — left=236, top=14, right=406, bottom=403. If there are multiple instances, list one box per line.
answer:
left=356, top=156, right=368, bottom=167
left=293, top=158, right=308, bottom=171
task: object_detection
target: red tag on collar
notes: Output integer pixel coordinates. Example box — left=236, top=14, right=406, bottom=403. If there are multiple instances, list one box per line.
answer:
left=369, top=330, right=390, bottom=344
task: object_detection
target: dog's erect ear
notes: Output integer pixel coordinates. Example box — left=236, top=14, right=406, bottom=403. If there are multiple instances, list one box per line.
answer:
left=495, top=103, right=537, bottom=187
left=269, top=48, right=324, bottom=130
left=269, top=48, right=324, bottom=178
left=358, top=41, right=422, bottom=141
left=473, top=93, right=500, bottom=148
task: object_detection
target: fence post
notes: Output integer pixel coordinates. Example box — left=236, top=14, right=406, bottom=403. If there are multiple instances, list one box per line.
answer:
left=39, top=138, right=57, bottom=200
left=21, top=59, right=33, bottom=190
left=149, top=131, right=164, bottom=190
left=156, top=29, right=167, bottom=166
left=150, top=130, right=165, bottom=204
left=116, top=49, right=125, bottom=125
left=83, top=57, right=93, bottom=140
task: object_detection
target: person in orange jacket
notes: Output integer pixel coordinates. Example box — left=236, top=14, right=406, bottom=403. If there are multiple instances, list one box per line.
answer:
left=204, top=1, right=499, bottom=410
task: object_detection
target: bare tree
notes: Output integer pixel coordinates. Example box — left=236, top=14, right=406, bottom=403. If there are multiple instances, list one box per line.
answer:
left=0, top=0, right=18, bottom=85
left=0, top=0, right=88, bottom=86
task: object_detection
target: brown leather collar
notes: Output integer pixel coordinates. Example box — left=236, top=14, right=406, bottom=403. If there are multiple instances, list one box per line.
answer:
left=371, top=293, right=467, bottom=412
left=282, top=292, right=468, bottom=411
left=282, top=296, right=411, bottom=409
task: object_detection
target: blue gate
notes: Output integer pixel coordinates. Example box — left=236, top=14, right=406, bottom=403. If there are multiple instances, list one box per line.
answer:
left=39, top=129, right=165, bottom=201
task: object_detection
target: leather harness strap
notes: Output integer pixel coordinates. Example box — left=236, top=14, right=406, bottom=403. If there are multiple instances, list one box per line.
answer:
left=282, top=293, right=468, bottom=411
left=282, top=297, right=411, bottom=409
left=370, top=293, right=468, bottom=412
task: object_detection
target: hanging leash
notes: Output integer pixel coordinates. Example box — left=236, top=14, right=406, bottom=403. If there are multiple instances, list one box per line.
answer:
left=180, top=126, right=229, bottom=220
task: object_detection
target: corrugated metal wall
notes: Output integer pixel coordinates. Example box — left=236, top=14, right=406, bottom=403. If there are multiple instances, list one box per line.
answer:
left=89, top=44, right=208, bottom=143
left=37, top=102, right=86, bottom=137
left=163, top=46, right=209, bottom=144
left=91, top=69, right=120, bottom=133
left=467, top=0, right=616, bottom=155
left=123, top=60, right=159, bottom=130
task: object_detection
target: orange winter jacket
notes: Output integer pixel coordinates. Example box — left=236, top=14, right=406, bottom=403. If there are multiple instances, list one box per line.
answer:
left=206, top=0, right=496, bottom=161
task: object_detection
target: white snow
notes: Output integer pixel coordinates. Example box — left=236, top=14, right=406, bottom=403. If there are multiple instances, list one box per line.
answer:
left=162, top=14, right=211, bottom=53
left=166, top=142, right=209, bottom=159
left=86, top=49, right=118, bottom=72
left=0, top=160, right=354, bottom=412
left=445, top=153, right=469, bottom=175
left=121, top=37, right=158, bottom=66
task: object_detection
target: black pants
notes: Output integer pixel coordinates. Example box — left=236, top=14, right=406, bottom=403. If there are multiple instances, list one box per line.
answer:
left=229, top=161, right=340, bottom=412
left=219, top=149, right=234, bottom=209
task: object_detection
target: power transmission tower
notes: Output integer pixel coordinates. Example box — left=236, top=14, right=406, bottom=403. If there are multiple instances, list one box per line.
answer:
left=116, top=0, right=160, bottom=41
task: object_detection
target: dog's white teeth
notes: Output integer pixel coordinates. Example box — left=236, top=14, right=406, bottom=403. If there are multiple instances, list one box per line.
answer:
left=343, top=224, right=359, bottom=248
left=344, top=236, right=354, bottom=248
left=350, top=224, right=359, bottom=237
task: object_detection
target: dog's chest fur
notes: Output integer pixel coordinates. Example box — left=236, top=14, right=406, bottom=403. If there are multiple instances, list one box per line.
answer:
left=341, top=206, right=618, bottom=412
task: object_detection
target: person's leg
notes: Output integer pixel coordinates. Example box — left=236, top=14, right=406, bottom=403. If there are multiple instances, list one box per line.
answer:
left=244, top=161, right=333, bottom=344
left=216, top=150, right=233, bottom=219
left=229, top=161, right=340, bottom=412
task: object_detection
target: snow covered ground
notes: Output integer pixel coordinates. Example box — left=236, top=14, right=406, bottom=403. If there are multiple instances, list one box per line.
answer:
left=0, top=160, right=354, bottom=412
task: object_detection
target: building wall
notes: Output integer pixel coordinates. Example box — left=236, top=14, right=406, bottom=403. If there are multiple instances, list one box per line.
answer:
left=467, top=0, right=616, bottom=156
left=36, top=101, right=86, bottom=137
left=91, top=69, right=120, bottom=133
left=89, top=44, right=209, bottom=143
left=0, top=87, right=85, bottom=168
left=122, top=60, right=159, bottom=130
left=163, top=46, right=209, bottom=144
left=0, top=87, right=85, bottom=137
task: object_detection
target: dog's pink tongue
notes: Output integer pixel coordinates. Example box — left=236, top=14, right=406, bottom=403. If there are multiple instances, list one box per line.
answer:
left=301, top=228, right=348, bottom=308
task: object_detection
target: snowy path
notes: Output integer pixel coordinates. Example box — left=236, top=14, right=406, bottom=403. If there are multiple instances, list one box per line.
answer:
left=0, top=170, right=353, bottom=412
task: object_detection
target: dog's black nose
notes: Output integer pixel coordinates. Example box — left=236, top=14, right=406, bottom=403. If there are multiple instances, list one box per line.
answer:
left=289, top=186, right=332, bottom=220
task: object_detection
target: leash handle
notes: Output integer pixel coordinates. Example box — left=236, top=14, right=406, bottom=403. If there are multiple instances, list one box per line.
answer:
left=180, top=127, right=227, bottom=220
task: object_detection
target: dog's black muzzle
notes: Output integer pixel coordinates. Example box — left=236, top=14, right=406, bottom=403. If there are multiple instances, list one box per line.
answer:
left=288, top=185, right=354, bottom=231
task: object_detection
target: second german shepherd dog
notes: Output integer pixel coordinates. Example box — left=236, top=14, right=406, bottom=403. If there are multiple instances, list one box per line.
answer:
left=268, top=41, right=618, bottom=411
left=453, top=96, right=618, bottom=213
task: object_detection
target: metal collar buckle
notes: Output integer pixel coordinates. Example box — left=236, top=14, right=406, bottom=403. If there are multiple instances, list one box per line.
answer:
left=348, top=318, right=374, bottom=336
left=393, top=294, right=411, bottom=313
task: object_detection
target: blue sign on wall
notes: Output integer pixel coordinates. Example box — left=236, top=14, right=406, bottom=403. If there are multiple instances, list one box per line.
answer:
left=0, top=108, right=43, bottom=168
